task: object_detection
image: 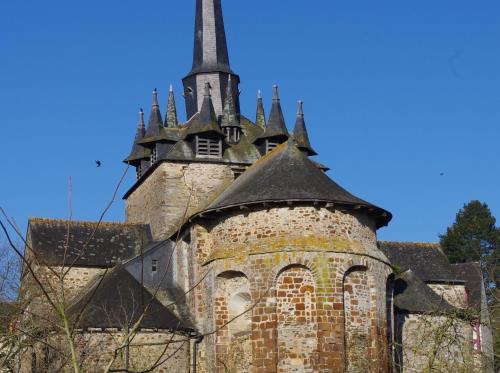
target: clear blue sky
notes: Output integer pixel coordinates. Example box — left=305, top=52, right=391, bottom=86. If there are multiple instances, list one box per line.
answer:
left=0, top=0, right=499, bottom=242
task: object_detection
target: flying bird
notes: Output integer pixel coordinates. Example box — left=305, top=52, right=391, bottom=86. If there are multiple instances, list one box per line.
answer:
left=96, top=160, right=102, bottom=168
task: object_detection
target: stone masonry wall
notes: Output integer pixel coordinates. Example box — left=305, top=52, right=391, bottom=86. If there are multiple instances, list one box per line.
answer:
left=126, top=162, right=234, bottom=240
left=20, top=331, right=190, bottom=373
left=185, top=206, right=394, bottom=373
left=396, top=313, right=474, bottom=373
left=428, top=283, right=467, bottom=309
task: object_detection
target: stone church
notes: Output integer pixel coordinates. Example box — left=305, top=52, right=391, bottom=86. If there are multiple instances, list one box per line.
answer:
left=19, top=0, right=493, bottom=372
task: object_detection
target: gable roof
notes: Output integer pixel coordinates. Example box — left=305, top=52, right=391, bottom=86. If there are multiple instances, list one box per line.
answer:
left=28, top=219, right=152, bottom=267
left=67, top=267, right=193, bottom=332
left=394, top=270, right=457, bottom=313
left=379, top=241, right=459, bottom=282
left=198, top=141, right=391, bottom=228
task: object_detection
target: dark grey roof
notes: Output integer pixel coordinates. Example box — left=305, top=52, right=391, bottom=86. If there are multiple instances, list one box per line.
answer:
left=394, top=270, right=456, bottom=313
left=451, top=262, right=483, bottom=310
left=198, top=141, right=391, bottom=228
left=292, top=101, right=317, bottom=156
left=184, top=83, right=224, bottom=136
left=379, top=241, right=459, bottom=282
left=144, top=89, right=164, bottom=139
left=67, top=267, right=193, bottom=332
left=125, top=109, right=150, bottom=163
left=28, top=219, right=152, bottom=267
left=256, top=86, right=289, bottom=141
left=188, top=0, right=232, bottom=76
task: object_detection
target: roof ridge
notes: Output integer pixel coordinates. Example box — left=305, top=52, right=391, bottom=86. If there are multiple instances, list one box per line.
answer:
left=380, top=241, right=441, bottom=248
left=28, top=217, right=146, bottom=227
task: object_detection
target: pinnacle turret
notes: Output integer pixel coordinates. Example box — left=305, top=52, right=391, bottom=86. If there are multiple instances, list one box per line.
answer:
left=199, top=83, right=218, bottom=124
left=256, top=90, right=266, bottom=129
left=292, top=101, right=317, bottom=156
left=221, top=76, right=239, bottom=128
left=144, top=89, right=164, bottom=138
left=165, top=84, right=178, bottom=128
left=264, top=85, right=289, bottom=138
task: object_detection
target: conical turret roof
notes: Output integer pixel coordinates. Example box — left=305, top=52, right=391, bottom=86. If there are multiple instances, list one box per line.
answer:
left=165, top=84, right=178, bottom=128
left=256, top=85, right=289, bottom=140
left=199, top=141, right=391, bottom=228
left=255, top=90, right=266, bottom=129
left=144, top=89, right=164, bottom=138
left=125, top=109, right=150, bottom=163
left=185, top=82, right=224, bottom=136
left=292, top=101, right=317, bottom=156
left=220, top=76, right=240, bottom=128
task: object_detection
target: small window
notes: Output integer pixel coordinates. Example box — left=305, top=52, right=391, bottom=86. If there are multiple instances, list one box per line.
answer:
left=266, top=140, right=279, bottom=153
left=152, top=259, right=158, bottom=274
left=150, top=146, right=158, bottom=165
left=196, top=136, right=222, bottom=158
left=136, top=165, right=142, bottom=180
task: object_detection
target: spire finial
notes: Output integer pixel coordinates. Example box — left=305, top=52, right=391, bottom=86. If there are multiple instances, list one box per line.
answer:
left=258, top=90, right=262, bottom=99
left=297, top=100, right=304, bottom=116
left=139, top=108, right=145, bottom=129
left=169, top=83, right=174, bottom=93
left=152, top=88, right=159, bottom=108
left=273, top=84, right=279, bottom=101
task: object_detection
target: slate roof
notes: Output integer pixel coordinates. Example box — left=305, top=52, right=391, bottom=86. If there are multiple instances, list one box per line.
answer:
left=394, top=270, right=456, bottom=313
left=28, top=219, right=152, bottom=267
left=198, top=141, right=391, bottom=228
left=379, top=241, right=459, bottom=282
left=451, top=262, right=483, bottom=311
left=124, top=109, right=150, bottom=163
left=292, top=101, right=317, bottom=156
left=67, top=267, right=193, bottom=332
left=256, top=86, right=289, bottom=141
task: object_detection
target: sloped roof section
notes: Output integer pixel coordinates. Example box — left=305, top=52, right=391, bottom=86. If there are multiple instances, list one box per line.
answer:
left=199, top=141, right=391, bottom=228
left=28, top=219, right=152, bottom=267
left=379, top=241, right=459, bottom=282
left=394, top=270, right=456, bottom=313
left=451, top=262, right=483, bottom=311
left=67, top=267, right=193, bottom=332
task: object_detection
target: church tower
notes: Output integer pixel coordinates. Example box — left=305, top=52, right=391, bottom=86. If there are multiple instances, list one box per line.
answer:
left=182, top=0, right=240, bottom=119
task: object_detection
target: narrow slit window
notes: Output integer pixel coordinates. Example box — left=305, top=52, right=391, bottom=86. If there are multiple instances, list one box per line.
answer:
left=152, top=259, right=158, bottom=274
left=151, top=146, right=158, bottom=165
left=136, top=165, right=142, bottom=180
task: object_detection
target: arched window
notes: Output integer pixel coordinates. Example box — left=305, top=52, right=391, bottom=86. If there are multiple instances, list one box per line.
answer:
left=276, top=266, right=317, bottom=371
left=215, top=272, right=252, bottom=372
left=344, top=267, right=371, bottom=373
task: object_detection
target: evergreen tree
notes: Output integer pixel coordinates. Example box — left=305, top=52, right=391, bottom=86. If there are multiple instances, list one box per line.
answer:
left=440, top=201, right=499, bottom=370
left=440, top=200, right=499, bottom=273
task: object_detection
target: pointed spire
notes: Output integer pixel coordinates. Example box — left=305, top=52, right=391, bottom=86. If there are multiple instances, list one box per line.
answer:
left=199, top=82, right=218, bottom=124
left=126, top=109, right=148, bottom=162
left=165, top=84, right=178, bottom=128
left=191, top=0, right=231, bottom=74
left=221, top=76, right=239, bottom=128
left=292, top=101, right=317, bottom=156
left=256, top=90, right=266, bottom=129
left=145, top=89, right=164, bottom=138
left=263, top=85, right=289, bottom=138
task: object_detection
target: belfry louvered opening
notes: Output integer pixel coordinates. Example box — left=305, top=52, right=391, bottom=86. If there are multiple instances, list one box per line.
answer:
left=196, top=136, right=222, bottom=158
